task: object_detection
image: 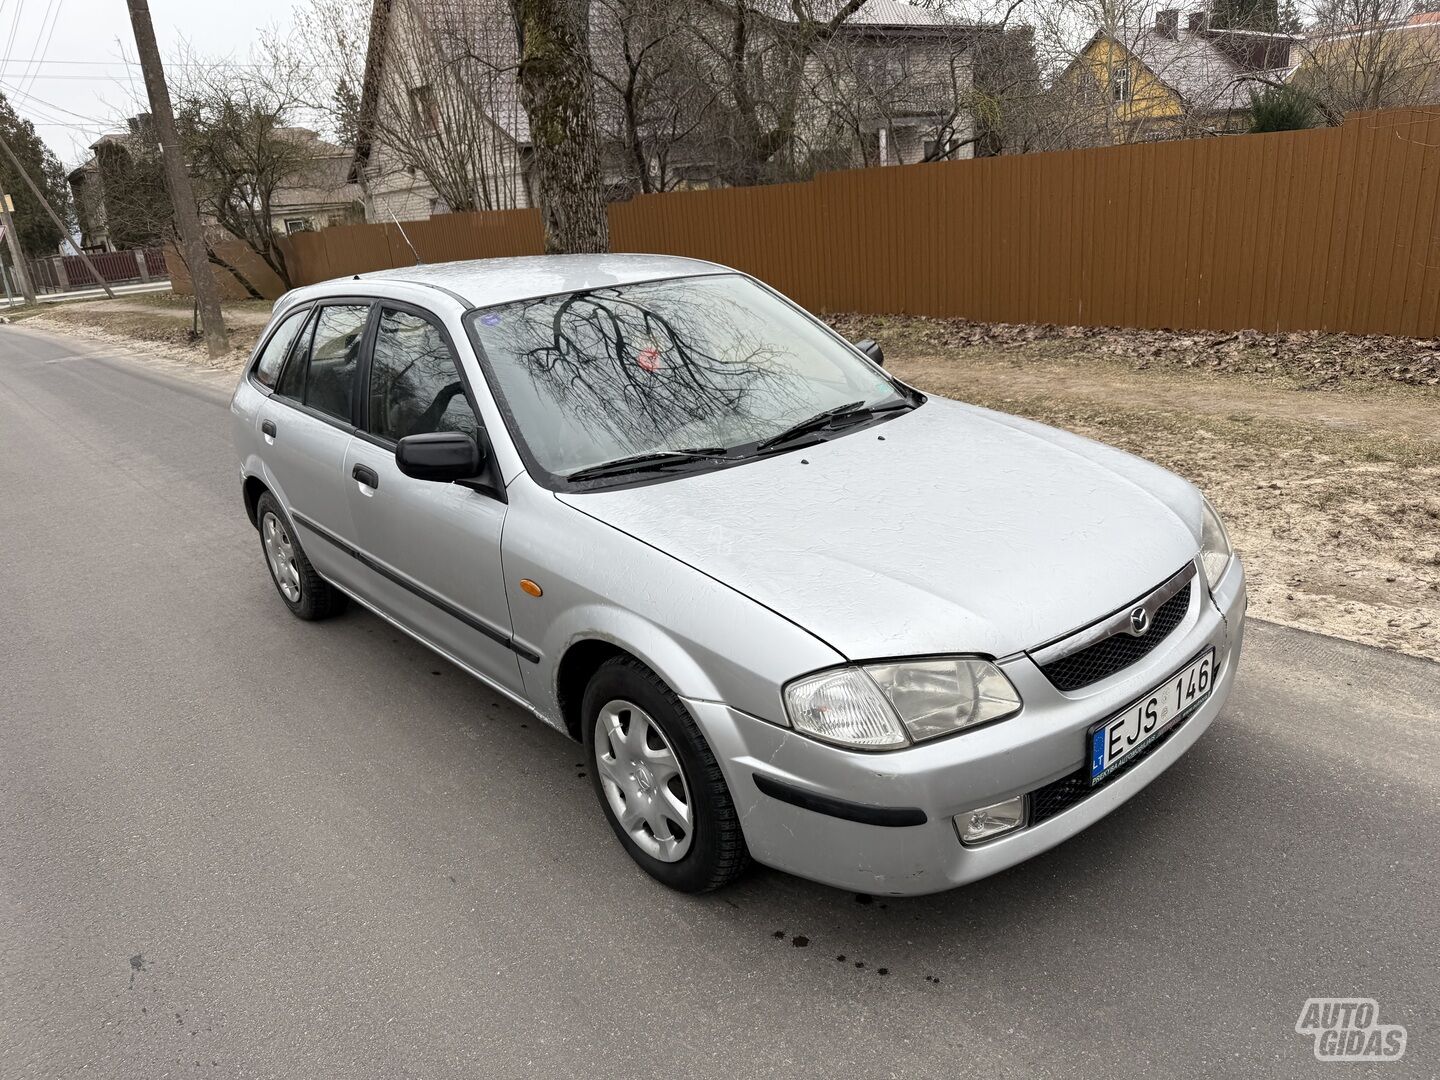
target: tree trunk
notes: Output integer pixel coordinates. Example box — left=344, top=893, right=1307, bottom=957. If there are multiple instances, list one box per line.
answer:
left=126, top=0, right=229, bottom=358
left=511, top=0, right=609, bottom=253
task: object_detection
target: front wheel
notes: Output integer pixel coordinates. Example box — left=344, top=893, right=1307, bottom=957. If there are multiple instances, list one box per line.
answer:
left=582, top=657, right=749, bottom=893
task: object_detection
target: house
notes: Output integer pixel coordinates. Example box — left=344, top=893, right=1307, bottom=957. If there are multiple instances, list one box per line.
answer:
left=66, top=118, right=165, bottom=253
left=349, top=0, right=534, bottom=223
left=1289, top=10, right=1440, bottom=113
left=1063, top=8, right=1298, bottom=142
left=348, top=0, right=994, bottom=224
left=66, top=155, right=109, bottom=253
left=66, top=118, right=364, bottom=252
left=267, top=128, right=367, bottom=235
left=780, top=0, right=994, bottom=168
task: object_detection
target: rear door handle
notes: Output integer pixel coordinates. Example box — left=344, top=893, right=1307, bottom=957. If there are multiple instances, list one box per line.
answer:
left=260, top=419, right=277, bottom=438
left=352, top=463, right=380, bottom=489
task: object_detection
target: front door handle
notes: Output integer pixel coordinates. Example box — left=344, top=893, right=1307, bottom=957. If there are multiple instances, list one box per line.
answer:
left=261, top=419, right=277, bottom=438
left=352, top=463, right=380, bottom=489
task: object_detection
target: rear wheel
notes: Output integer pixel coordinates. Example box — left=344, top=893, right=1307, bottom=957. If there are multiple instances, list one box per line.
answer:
left=254, top=492, right=347, bottom=621
left=583, top=656, right=749, bottom=893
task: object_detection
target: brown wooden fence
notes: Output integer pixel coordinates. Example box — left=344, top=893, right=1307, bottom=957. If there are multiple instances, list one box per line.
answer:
left=179, top=107, right=1440, bottom=338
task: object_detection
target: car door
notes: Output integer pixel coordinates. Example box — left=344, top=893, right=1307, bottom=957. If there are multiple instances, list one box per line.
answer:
left=343, top=302, right=524, bottom=697
left=257, top=301, right=373, bottom=591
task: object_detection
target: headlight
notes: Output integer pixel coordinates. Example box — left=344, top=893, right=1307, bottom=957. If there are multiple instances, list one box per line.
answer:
left=784, top=658, right=1022, bottom=750
left=1199, top=497, right=1234, bottom=593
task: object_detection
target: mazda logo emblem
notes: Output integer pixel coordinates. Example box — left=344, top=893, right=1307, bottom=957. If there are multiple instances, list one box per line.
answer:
left=1130, top=606, right=1151, bottom=635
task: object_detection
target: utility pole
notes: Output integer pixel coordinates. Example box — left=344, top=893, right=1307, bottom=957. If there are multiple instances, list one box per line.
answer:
left=0, top=135, right=117, bottom=299
left=0, top=192, right=36, bottom=306
left=125, top=0, right=228, bottom=358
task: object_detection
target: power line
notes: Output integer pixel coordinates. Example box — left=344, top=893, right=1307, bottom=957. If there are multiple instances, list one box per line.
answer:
left=0, top=80, right=115, bottom=125
left=0, top=72, right=150, bottom=80
left=0, top=55, right=132, bottom=64
left=2, top=2, right=25, bottom=79
left=0, top=56, right=349, bottom=68
left=15, top=0, right=62, bottom=100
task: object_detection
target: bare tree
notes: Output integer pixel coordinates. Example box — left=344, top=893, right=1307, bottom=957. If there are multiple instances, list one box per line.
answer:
left=289, top=0, right=529, bottom=218
left=806, top=11, right=1004, bottom=166
left=373, top=0, right=529, bottom=212
left=1287, top=0, right=1440, bottom=122
left=173, top=54, right=333, bottom=292
left=683, top=0, right=888, bottom=186
left=90, top=123, right=169, bottom=249
left=590, top=0, right=718, bottom=193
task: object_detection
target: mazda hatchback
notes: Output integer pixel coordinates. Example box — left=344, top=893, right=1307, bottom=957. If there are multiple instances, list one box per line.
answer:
left=232, top=255, right=1245, bottom=895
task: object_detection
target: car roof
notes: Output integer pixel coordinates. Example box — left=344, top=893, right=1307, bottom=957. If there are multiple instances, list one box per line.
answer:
left=310, top=254, right=733, bottom=310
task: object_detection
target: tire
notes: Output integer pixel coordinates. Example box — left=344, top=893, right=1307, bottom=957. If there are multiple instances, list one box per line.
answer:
left=254, top=492, right=348, bottom=621
left=583, top=656, right=749, bottom=893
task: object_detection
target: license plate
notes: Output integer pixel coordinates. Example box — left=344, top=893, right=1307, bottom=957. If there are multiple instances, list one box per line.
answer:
left=1088, top=649, right=1215, bottom=784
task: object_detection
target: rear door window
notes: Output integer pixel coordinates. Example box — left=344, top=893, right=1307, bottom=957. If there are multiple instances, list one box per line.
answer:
left=274, top=310, right=316, bottom=401
left=252, top=308, right=309, bottom=389
left=280, top=304, right=371, bottom=423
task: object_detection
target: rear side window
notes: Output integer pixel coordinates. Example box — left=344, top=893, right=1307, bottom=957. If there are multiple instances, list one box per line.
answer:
left=274, top=310, right=315, bottom=400
left=295, top=304, right=371, bottom=423
left=367, top=307, right=479, bottom=442
left=252, top=308, right=309, bottom=389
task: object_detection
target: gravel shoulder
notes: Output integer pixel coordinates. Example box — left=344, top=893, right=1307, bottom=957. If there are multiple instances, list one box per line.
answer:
left=14, top=295, right=270, bottom=370
left=833, top=314, right=1440, bottom=662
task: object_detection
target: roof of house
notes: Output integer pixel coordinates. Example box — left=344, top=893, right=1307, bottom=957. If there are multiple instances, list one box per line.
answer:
left=783, top=0, right=944, bottom=27
left=273, top=138, right=365, bottom=213
left=1102, top=25, right=1296, bottom=112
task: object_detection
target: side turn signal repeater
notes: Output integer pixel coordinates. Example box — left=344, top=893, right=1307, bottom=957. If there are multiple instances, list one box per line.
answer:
left=519, top=579, right=543, bottom=598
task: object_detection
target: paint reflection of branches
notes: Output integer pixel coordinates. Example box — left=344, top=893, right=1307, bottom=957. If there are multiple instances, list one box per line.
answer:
left=512, top=287, right=806, bottom=453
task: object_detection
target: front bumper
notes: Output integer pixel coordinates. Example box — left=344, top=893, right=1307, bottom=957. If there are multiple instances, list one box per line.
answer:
left=693, top=559, right=1246, bottom=896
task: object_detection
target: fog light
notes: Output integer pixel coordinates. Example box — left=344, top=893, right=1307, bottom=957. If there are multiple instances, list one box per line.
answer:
left=955, top=796, right=1027, bottom=845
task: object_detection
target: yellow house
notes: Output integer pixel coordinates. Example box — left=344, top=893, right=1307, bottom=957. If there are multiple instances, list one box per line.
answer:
left=1062, top=8, right=1297, bottom=142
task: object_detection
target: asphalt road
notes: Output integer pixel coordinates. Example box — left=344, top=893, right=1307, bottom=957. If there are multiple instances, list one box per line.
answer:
left=1, top=326, right=1436, bottom=1080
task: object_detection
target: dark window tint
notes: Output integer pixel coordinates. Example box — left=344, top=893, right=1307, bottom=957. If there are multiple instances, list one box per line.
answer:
left=303, top=305, right=370, bottom=423
left=253, top=308, right=309, bottom=389
left=367, top=308, right=479, bottom=442
left=274, top=310, right=315, bottom=400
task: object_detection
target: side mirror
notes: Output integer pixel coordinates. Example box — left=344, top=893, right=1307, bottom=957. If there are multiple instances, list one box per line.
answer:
left=395, top=431, right=483, bottom=483
left=855, top=338, right=884, bottom=367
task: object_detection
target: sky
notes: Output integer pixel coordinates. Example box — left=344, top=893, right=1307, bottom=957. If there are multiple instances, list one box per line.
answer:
left=0, top=0, right=301, bottom=168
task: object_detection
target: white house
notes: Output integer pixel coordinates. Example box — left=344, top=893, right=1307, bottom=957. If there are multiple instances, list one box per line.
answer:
left=349, top=0, right=993, bottom=224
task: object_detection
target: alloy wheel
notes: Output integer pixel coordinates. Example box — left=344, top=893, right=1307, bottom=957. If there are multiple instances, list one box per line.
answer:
left=594, top=699, right=694, bottom=862
left=261, top=511, right=302, bottom=603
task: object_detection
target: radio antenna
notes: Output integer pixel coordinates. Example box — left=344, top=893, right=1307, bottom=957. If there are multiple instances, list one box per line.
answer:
left=388, top=209, right=424, bottom=265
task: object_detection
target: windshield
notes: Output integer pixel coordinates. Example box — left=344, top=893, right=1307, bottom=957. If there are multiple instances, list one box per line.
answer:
left=465, top=273, right=904, bottom=481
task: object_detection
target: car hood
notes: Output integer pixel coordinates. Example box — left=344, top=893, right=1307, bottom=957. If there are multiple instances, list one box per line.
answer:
left=557, top=397, right=1206, bottom=661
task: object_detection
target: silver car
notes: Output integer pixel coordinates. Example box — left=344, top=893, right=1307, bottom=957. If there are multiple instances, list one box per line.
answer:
left=232, top=255, right=1245, bottom=896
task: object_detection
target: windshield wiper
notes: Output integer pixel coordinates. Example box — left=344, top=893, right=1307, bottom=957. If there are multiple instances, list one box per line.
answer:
left=755, top=397, right=914, bottom=453
left=564, top=447, right=730, bottom=482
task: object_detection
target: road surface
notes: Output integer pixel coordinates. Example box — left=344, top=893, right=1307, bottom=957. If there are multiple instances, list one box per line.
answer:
left=1, top=326, right=1435, bottom=1079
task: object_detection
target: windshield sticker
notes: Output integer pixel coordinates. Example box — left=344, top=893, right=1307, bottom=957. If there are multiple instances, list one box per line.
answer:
left=480, top=313, right=502, bottom=326
left=636, top=345, right=661, bottom=373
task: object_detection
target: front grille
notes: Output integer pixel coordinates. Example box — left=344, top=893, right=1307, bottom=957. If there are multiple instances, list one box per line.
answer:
left=1028, top=693, right=1204, bottom=826
left=1039, top=583, right=1191, bottom=691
